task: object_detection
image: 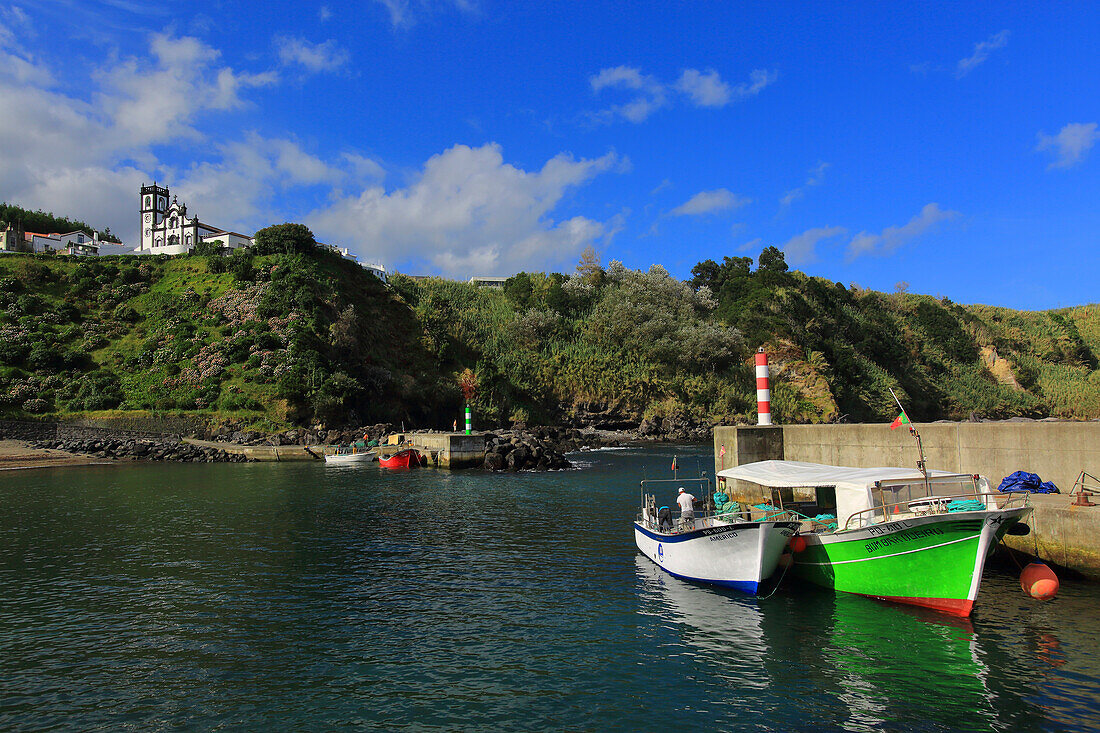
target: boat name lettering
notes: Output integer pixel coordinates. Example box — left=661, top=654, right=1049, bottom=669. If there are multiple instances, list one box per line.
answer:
left=867, top=521, right=912, bottom=536
left=864, top=526, right=944, bottom=553
left=708, top=532, right=738, bottom=542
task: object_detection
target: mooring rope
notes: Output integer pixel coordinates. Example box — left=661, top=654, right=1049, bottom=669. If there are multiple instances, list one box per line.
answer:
left=757, top=552, right=793, bottom=600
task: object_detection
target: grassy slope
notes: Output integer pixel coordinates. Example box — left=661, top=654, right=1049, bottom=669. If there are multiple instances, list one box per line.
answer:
left=1, top=252, right=1098, bottom=428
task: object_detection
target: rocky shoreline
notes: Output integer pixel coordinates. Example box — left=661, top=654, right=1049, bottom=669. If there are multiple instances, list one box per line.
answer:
left=0, top=415, right=711, bottom=471
left=0, top=420, right=247, bottom=465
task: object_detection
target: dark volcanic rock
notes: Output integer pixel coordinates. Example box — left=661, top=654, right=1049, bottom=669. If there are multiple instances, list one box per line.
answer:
left=480, top=429, right=572, bottom=472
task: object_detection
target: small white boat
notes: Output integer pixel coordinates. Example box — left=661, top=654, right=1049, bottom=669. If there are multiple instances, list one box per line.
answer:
left=324, top=448, right=377, bottom=464
left=634, top=477, right=799, bottom=594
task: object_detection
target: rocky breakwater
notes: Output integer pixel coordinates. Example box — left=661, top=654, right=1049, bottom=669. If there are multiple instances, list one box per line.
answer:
left=482, top=430, right=573, bottom=471
left=32, top=435, right=248, bottom=463
left=480, top=426, right=620, bottom=471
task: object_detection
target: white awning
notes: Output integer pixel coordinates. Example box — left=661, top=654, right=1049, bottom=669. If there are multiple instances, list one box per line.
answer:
left=717, top=460, right=976, bottom=527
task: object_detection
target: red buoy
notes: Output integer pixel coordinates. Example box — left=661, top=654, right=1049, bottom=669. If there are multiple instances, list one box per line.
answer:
left=1020, top=561, right=1059, bottom=600
left=788, top=535, right=806, bottom=553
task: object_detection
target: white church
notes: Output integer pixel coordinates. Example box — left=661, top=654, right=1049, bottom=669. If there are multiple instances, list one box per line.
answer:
left=136, top=183, right=253, bottom=256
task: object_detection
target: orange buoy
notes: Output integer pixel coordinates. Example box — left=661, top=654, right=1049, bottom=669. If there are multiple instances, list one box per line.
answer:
left=788, top=535, right=807, bottom=553
left=1020, top=561, right=1059, bottom=600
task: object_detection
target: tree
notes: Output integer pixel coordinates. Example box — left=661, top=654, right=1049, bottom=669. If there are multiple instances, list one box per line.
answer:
left=503, top=272, right=534, bottom=310
left=458, top=368, right=478, bottom=403
left=690, top=256, right=752, bottom=293
left=192, top=240, right=225, bottom=257
left=576, top=246, right=604, bottom=287
left=757, top=246, right=788, bottom=273
left=252, top=223, right=317, bottom=255
left=690, top=259, right=721, bottom=290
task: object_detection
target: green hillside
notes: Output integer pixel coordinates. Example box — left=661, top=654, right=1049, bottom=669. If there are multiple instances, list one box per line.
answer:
left=1, top=233, right=1098, bottom=431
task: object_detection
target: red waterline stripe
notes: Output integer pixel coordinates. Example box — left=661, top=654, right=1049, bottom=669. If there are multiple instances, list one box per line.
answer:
left=855, top=593, right=975, bottom=618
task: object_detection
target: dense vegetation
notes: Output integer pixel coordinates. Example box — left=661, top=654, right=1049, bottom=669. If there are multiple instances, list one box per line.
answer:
left=1, top=230, right=1098, bottom=431
left=0, top=202, right=121, bottom=243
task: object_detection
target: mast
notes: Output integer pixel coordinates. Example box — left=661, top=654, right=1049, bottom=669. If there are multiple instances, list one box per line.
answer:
left=890, top=388, right=931, bottom=495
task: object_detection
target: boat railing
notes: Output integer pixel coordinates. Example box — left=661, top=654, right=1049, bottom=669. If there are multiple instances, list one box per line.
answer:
left=841, top=491, right=1031, bottom=530
left=638, top=501, right=740, bottom=534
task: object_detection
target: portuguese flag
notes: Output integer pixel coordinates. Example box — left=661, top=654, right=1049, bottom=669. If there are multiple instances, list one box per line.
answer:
left=890, top=411, right=911, bottom=431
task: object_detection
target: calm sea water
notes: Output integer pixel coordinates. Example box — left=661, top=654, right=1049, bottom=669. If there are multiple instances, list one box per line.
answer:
left=2, top=445, right=1099, bottom=732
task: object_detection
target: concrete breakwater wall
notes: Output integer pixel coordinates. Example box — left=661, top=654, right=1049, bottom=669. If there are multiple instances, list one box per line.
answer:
left=713, top=422, right=1100, bottom=578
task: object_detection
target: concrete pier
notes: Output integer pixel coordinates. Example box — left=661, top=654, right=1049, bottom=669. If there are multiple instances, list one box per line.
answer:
left=713, top=422, right=1100, bottom=579
left=385, top=432, right=485, bottom=469
left=184, top=433, right=487, bottom=468
left=184, top=438, right=319, bottom=461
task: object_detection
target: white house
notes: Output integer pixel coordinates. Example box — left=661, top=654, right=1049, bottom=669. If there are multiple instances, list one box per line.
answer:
left=136, top=183, right=253, bottom=256
left=23, top=230, right=100, bottom=256
left=362, top=262, right=387, bottom=283
left=469, top=276, right=507, bottom=288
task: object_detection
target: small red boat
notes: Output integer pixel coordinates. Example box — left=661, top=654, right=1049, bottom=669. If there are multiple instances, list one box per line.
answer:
left=379, top=448, right=425, bottom=469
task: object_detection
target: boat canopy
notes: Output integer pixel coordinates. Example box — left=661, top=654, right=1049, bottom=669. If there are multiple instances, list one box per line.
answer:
left=717, top=460, right=988, bottom=528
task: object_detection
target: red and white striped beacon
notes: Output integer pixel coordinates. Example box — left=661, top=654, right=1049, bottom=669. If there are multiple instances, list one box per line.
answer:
left=755, top=347, right=772, bottom=426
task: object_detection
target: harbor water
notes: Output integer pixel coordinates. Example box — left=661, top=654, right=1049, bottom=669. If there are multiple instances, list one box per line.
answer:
left=2, top=445, right=1099, bottom=731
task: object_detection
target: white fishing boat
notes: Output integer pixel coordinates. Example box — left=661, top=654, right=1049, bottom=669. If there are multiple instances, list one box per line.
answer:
left=323, top=447, right=377, bottom=464
left=634, top=477, right=799, bottom=594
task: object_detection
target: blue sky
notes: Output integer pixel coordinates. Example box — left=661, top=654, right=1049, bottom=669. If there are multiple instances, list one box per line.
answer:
left=1, top=1, right=1097, bottom=309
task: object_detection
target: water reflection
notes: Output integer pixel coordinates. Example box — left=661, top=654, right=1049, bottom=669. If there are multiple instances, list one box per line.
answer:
left=635, top=556, right=768, bottom=685
left=636, top=555, right=1044, bottom=731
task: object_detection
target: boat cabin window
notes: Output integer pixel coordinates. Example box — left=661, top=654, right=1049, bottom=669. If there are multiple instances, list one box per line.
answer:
left=772, top=486, right=837, bottom=519
left=870, top=477, right=982, bottom=519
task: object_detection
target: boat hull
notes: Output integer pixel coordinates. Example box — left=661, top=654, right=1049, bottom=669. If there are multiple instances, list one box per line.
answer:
left=634, top=519, right=799, bottom=594
left=793, top=507, right=1031, bottom=616
left=379, top=449, right=424, bottom=469
left=324, top=451, right=376, bottom=463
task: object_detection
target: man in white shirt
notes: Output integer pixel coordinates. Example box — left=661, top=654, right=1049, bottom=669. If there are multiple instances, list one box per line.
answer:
left=676, top=487, right=696, bottom=525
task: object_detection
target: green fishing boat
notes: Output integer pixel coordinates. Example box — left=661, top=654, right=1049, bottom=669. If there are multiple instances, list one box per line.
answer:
left=716, top=460, right=1032, bottom=617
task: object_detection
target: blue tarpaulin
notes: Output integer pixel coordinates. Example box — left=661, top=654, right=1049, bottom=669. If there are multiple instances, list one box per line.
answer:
left=997, top=471, right=1059, bottom=494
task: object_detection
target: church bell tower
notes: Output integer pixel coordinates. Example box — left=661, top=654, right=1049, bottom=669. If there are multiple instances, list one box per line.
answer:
left=140, top=183, right=169, bottom=251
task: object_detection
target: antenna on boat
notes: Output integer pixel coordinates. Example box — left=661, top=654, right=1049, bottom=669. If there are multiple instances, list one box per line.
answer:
left=889, top=387, right=931, bottom=494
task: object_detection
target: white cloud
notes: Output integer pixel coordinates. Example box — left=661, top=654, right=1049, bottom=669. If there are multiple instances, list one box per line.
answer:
left=956, top=30, right=1010, bottom=77
left=676, top=68, right=731, bottom=107
left=671, top=189, right=751, bottom=216
left=650, top=178, right=672, bottom=195
left=846, top=203, right=960, bottom=260
left=342, top=152, right=387, bottom=183
left=1036, top=123, right=1099, bottom=169
left=589, top=66, right=668, bottom=123
left=99, top=32, right=277, bottom=147
left=0, top=30, right=291, bottom=246
left=779, top=161, right=830, bottom=208
left=165, top=134, right=344, bottom=234
left=806, top=161, right=830, bottom=186
left=782, top=226, right=846, bottom=264
left=730, top=68, right=778, bottom=99
left=306, top=143, right=620, bottom=276
left=276, top=36, right=349, bottom=74
left=370, top=0, right=478, bottom=28
left=319, top=6, right=332, bottom=21
left=779, top=189, right=803, bottom=207
left=590, top=66, right=777, bottom=124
